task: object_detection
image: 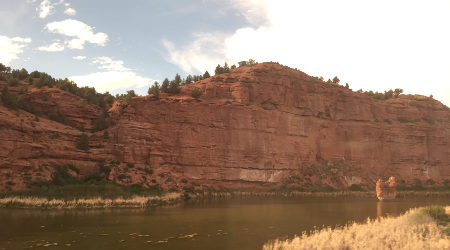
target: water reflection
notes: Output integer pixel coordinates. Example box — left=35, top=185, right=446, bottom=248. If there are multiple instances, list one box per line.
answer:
left=377, top=201, right=383, bottom=218
left=0, top=197, right=448, bottom=250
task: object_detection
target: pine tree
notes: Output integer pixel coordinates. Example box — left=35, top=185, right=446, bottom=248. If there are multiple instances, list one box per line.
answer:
left=332, top=76, right=340, bottom=84
left=161, top=78, right=169, bottom=92
left=174, top=73, right=182, bottom=85
left=223, top=62, right=230, bottom=73
left=185, top=75, right=192, bottom=85
left=203, top=71, right=210, bottom=79
left=148, top=81, right=160, bottom=97
left=215, top=64, right=223, bottom=75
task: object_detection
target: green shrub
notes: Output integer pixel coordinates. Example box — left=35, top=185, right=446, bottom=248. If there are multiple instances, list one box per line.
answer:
left=191, top=87, right=202, bottom=98
left=148, top=81, right=160, bottom=97
left=425, top=179, right=435, bottom=185
left=397, top=116, right=419, bottom=123
left=117, top=174, right=127, bottom=181
left=1, top=86, right=18, bottom=110
left=29, top=70, right=41, bottom=78
left=76, top=133, right=89, bottom=151
left=8, top=78, right=19, bottom=86
left=349, top=184, right=363, bottom=191
left=92, top=114, right=108, bottom=132
left=11, top=68, right=28, bottom=80
left=48, top=108, right=67, bottom=124
left=423, top=117, right=435, bottom=125
left=49, top=132, right=60, bottom=139
left=126, top=162, right=135, bottom=168
left=52, top=165, right=78, bottom=186
left=67, top=164, right=79, bottom=174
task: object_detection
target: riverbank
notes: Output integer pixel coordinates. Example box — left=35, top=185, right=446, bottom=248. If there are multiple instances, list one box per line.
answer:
left=0, top=193, right=182, bottom=209
left=1, top=190, right=449, bottom=209
left=263, top=205, right=450, bottom=250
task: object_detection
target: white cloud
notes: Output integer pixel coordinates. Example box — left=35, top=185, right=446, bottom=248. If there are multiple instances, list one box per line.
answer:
left=163, top=0, right=450, bottom=108
left=69, top=71, right=150, bottom=93
left=37, top=0, right=76, bottom=18
left=72, top=55, right=86, bottom=60
left=37, top=41, right=64, bottom=52
left=92, top=56, right=130, bottom=72
left=163, top=33, right=228, bottom=73
left=38, top=0, right=54, bottom=19
left=64, top=7, right=76, bottom=16
left=0, top=35, right=32, bottom=65
left=69, top=57, right=150, bottom=93
left=45, top=19, right=108, bottom=49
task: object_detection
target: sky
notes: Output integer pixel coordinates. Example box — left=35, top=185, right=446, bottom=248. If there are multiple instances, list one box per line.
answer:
left=0, top=0, right=449, bottom=107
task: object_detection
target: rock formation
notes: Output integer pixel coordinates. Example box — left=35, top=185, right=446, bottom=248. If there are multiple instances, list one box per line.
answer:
left=0, top=62, right=449, bottom=192
left=376, top=177, right=397, bottom=200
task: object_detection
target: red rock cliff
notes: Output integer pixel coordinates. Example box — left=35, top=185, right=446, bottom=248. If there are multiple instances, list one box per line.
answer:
left=1, top=62, right=449, bottom=191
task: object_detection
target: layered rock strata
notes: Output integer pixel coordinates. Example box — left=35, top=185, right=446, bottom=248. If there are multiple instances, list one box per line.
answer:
left=0, top=63, right=449, bottom=191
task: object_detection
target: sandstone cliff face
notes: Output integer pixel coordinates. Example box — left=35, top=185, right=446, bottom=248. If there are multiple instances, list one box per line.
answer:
left=1, top=63, right=449, bottom=191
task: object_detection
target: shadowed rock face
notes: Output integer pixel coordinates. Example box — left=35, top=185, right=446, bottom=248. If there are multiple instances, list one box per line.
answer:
left=376, top=177, right=397, bottom=200
left=1, top=62, right=449, bottom=191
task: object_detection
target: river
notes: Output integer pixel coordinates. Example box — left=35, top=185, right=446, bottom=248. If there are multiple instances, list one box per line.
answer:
left=0, top=197, right=448, bottom=250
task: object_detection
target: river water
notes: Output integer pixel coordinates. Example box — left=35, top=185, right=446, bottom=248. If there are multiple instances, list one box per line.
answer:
left=0, top=197, right=448, bottom=250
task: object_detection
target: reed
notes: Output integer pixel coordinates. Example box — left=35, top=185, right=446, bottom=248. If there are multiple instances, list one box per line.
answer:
left=263, top=206, right=450, bottom=250
left=0, top=192, right=182, bottom=209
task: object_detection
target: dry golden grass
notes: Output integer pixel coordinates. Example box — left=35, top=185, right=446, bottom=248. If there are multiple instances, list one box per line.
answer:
left=263, top=206, right=450, bottom=250
left=0, top=192, right=181, bottom=209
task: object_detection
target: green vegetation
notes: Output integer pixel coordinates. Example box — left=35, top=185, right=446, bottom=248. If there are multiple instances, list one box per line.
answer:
left=238, top=59, right=258, bottom=67
left=215, top=62, right=230, bottom=75
left=148, top=81, right=160, bottom=97
left=191, top=87, right=202, bottom=98
left=397, top=116, right=420, bottom=123
left=348, top=184, right=364, bottom=191
left=355, top=88, right=403, bottom=100
left=76, top=133, right=89, bottom=151
left=48, top=108, right=67, bottom=124
left=92, top=110, right=108, bottom=132
left=8, top=78, right=19, bottom=86
left=0, top=163, right=167, bottom=203
left=202, top=71, right=211, bottom=79
left=1, top=86, right=18, bottom=110
left=423, top=117, right=435, bottom=125
left=167, top=74, right=181, bottom=94
left=11, top=68, right=28, bottom=80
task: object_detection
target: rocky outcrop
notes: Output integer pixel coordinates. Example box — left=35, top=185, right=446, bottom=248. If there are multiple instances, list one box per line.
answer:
left=1, top=62, right=449, bottom=192
left=376, top=177, right=397, bottom=200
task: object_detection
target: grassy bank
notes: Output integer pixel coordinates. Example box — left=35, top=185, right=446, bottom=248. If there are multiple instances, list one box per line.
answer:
left=0, top=182, right=182, bottom=209
left=194, top=189, right=450, bottom=199
left=263, top=205, right=450, bottom=250
left=0, top=192, right=181, bottom=209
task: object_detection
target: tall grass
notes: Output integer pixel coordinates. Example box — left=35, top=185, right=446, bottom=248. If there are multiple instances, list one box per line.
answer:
left=0, top=192, right=181, bottom=209
left=263, top=206, right=450, bottom=250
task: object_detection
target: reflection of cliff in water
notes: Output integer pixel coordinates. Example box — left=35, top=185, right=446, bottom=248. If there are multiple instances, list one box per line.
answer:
left=377, top=200, right=406, bottom=219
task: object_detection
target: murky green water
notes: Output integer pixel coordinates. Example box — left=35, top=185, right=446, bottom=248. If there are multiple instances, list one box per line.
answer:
left=0, top=197, right=448, bottom=250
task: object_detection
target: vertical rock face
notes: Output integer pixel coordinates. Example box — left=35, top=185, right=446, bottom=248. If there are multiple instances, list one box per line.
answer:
left=0, top=62, right=449, bottom=191
left=376, top=177, right=397, bottom=200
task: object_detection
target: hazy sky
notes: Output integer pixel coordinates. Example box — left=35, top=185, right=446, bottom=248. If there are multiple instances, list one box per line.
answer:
left=1, top=0, right=449, bottom=107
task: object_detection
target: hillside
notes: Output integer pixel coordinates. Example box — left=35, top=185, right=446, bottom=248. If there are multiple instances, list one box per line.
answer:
left=0, top=62, right=449, bottom=192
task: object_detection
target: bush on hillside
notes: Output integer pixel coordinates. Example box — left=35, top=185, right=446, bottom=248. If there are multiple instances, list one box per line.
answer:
left=191, top=87, right=202, bottom=98
left=76, top=133, right=89, bottom=151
